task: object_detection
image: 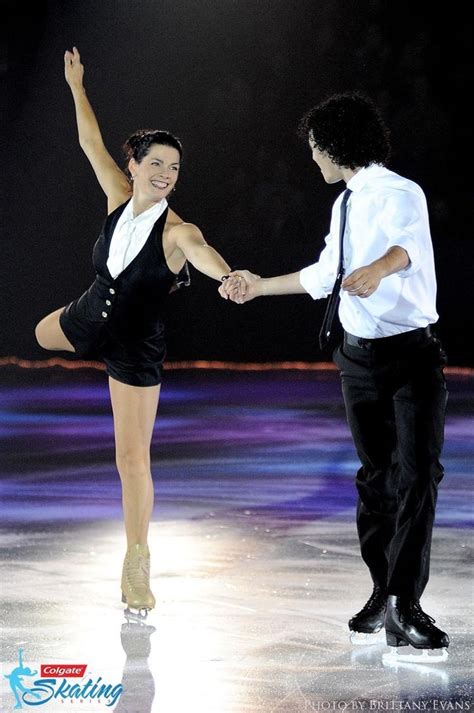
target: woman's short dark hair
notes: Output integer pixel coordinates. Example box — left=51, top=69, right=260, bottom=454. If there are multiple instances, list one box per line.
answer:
left=122, top=129, right=183, bottom=176
left=298, top=92, right=391, bottom=169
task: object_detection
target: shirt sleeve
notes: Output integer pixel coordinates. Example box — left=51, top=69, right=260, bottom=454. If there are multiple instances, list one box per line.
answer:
left=299, top=198, right=342, bottom=299
left=299, top=231, right=338, bottom=299
left=378, top=190, right=426, bottom=277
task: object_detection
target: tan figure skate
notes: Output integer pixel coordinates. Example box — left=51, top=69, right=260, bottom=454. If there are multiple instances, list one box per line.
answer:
left=121, top=543, right=156, bottom=618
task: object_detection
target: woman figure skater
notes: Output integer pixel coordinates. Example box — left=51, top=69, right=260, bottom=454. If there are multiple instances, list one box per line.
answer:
left=35, top=47, right=234, bottom=615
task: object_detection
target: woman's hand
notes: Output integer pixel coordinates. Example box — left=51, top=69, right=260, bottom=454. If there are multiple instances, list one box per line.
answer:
left=219, top=270, right=261, bottom=303
left=64, top=46, right=84, bottom=90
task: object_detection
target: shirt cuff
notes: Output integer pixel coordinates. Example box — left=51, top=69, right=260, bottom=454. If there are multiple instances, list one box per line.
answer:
left=299, top=264, right=328, bottom=299
left=390, top=238, right=421, bottom=278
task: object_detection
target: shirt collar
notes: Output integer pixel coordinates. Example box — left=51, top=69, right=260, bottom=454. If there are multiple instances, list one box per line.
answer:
left=126, top=198, right=168, bottom=223
left=346, top=163, right=387, bottom=193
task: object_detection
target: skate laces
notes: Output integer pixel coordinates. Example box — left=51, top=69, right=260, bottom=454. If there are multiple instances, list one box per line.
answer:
left=359, top=586, right=386, bottom=614
left=407, top=600, right=436, bottom=627
left=125, top=555, right=150, bottom=590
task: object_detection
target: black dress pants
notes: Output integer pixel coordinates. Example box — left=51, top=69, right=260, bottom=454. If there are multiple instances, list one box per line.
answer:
left=333, top=327, right=448, bottom=599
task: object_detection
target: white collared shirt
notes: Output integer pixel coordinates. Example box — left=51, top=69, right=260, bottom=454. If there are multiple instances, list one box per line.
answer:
left=299, top=164, right=438, bottom=338
left=107, top=199, right=168, bottom=279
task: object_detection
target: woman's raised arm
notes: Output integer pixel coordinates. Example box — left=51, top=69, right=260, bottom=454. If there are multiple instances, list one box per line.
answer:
left=64, top=47, right=131, bottom=212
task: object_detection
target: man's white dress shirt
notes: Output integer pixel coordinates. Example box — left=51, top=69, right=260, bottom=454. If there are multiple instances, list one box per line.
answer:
left=299, top=164, right=438, bottom=338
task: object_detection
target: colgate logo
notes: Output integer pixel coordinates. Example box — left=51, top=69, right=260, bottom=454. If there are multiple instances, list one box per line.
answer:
left=40, top=664, right=87, bottom=678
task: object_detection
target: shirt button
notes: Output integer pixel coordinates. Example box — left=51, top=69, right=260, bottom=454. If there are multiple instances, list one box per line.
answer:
left=106, top=300, right=112, bottom=306
left=109, top=288, right=115, bottom=295
left=102, top=311, right=108, bottom=318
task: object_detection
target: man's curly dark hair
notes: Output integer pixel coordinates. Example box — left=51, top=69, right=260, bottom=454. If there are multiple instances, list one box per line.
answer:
left=298, top=92, right=391, bottom=169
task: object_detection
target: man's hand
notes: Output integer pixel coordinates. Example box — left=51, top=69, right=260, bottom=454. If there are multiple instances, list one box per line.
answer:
left=218, top=270, right=261, bottom=303
left=342, top=247, right=410, bottom=297
left=64, top=46, right=84, bottom=89
left=342, top=264, right=384, bottom=298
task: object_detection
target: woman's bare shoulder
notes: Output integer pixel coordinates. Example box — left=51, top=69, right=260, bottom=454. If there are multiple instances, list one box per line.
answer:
left=166, top=207, right=186, bottom=226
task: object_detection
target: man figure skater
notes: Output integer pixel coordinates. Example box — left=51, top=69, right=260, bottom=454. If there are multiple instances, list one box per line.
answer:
left=220, top=92, right=449, bottom=659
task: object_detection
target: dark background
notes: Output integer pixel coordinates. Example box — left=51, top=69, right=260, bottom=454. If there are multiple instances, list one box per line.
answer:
left=3, top=1, right=473, bottom=366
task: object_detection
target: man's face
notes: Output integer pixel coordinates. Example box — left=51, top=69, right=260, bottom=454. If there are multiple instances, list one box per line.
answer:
left=308, top=138, right=344, bottom=184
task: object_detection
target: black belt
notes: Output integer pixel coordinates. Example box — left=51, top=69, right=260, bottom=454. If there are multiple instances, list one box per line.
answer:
left=344, top=326, right=432, bottom=350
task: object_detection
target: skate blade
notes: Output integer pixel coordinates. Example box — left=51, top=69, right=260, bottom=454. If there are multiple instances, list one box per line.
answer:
left=123, top=608, right=154, bottom=627
left=382, top=646, right=448, bottom=664
left=350, top=630, right=385, bottom=646
left=123, top=605, right=150, bottom=622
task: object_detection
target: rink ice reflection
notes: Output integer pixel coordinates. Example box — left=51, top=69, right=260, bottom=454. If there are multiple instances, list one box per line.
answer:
left=0, top=367, right=472, bottom=712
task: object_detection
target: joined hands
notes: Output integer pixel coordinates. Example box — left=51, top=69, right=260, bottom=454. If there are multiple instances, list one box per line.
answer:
left=218, top=270, right=261, bottom=304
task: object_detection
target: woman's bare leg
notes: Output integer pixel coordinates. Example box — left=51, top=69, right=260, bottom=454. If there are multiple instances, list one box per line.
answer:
left=35, top=307, right=75, bottom=352
left=108, top=376, right=160, bottom=547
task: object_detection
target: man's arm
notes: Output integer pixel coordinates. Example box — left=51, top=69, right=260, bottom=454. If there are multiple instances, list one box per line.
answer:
left=341, top=246, right=410, bottom=298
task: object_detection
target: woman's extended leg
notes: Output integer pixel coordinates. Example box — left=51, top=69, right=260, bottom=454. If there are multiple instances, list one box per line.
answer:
left=35, top=307, right=75, bottom=352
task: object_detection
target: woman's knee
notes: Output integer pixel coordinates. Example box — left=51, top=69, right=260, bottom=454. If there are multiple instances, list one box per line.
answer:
left=35, top=309, right=74, bottom=352
left=116, top=449, right=151, bottom=479
left=35, top=317, right=51, bottom=349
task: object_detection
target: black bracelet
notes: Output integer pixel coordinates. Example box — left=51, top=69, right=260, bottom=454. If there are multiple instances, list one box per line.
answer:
left=221, top=275, right=230, bottom=281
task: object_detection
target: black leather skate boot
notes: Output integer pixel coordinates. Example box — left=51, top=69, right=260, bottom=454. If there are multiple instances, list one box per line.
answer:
left=385, top=595, right=449, bottom=650
left=349, top=585, right=388, bottom=634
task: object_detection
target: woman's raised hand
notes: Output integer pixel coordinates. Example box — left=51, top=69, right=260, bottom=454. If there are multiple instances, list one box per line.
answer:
left=64, top=46, right=84, bottom=89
